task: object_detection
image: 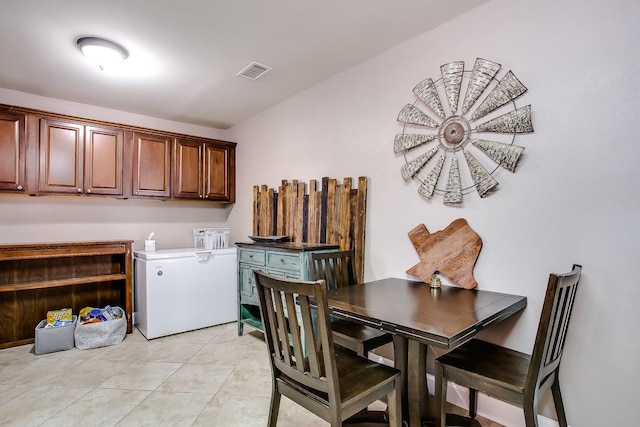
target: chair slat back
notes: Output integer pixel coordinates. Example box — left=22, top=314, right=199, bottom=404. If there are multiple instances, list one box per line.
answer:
left=527, top=264, right=581, bottom=390
left=309, top=250, right=357, bottom=289
left=254, top=270, right=339, bottom=396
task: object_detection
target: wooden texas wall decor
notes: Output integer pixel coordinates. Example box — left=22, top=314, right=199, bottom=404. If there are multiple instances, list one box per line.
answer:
left=253, top=177, right=367, bottom=283
left=406, top=218, right=482, bottom=289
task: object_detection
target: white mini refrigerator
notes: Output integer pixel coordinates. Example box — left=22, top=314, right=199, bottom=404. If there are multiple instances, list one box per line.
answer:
left=134, top=247, right=237, bottom=339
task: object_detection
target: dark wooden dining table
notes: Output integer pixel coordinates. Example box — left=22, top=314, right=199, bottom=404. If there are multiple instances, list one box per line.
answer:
left=326, top=277, right=527, bottom=427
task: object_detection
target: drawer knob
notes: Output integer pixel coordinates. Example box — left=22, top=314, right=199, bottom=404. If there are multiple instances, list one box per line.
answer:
left=280, top=258, right=285, bottom=263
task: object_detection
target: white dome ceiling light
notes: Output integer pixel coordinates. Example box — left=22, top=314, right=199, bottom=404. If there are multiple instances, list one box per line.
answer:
left=76, top=37, right=128, bottom=71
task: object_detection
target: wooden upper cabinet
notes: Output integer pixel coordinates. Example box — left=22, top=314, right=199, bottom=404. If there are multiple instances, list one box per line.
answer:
left=173, top=138, right=203, bottom=199
left=38, top=118, right=123, bottom=196
left=205, top=142, right=235, bottom=202
left=173, top=138, right=235, bottom=202
left=38, top=118, right=84, bottom=194
left=85, top=125, right=124, bottom=195
left=0, top=105, right=236, bottom=203
left=0, top=111, right=27, bottom=193
left=131, top=131, right=171, bottom=198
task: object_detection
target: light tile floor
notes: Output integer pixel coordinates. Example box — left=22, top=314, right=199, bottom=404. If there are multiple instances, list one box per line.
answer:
left=0, top=323, right=504, bottom=426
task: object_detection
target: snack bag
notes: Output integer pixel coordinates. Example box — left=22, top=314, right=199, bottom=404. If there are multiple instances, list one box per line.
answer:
left=46, top=308, right=73, bottom=327
left=79, top=306, right=95, bottom=324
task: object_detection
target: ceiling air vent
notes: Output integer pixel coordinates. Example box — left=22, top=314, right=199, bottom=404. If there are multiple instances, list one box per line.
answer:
left=237, top=62, right=272, bottom=80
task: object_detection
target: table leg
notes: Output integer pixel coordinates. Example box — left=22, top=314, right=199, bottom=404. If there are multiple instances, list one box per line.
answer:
left=393, top=338, right=482, bottom=427
left=392, top=335, right=409, bottom=420
left=408, top=340, right=429, bottom=426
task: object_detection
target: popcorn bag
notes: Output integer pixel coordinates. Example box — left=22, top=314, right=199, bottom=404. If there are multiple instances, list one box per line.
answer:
left=74, top=306, right=126, bottom=350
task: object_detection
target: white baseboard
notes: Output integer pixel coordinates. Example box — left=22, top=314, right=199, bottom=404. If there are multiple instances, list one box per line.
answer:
left=368, top=352, right=564, bottom=427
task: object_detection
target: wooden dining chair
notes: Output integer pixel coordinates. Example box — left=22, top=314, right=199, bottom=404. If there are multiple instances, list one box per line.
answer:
left=309, top=250, right=394, bottom=358
left=434, top=264, right=582, bottom=427
left=254, top=270, right=402, bottom=427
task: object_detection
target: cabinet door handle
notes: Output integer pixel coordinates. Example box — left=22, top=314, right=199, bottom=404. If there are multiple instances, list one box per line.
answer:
left=86, top=189, right=92, bottom=193
left=16, top=185, right=23, bottom=191
left=77, top=188, right=82, bottom=193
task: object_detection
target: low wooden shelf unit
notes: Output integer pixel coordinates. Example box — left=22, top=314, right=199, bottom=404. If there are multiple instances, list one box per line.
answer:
left=0, top=240, right=133, bottom=349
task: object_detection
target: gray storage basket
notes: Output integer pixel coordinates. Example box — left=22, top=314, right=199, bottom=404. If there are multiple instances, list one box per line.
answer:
left=35, top=315, right=78, bottom=355
left=74, top=307, right=126, bottom=350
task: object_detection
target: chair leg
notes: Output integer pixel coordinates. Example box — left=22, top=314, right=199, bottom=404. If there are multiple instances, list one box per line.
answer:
left=469, top=388, right=478, bottom=418
left=522, top=398, right=540, bottom=427
left=268, top=389, right=281, bottom=427
left=330, top=407, right=341, bottom=427
left=551, top=379, right=568, bottom=427
left=387, top=377, right=402, bottom=427
left=434, top=362, right=447, bottom=427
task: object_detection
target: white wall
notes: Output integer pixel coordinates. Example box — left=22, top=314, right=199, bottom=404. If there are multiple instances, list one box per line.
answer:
left=0, top=88, right=233, bottom=251
left=227, top=0, right=640, bottom=425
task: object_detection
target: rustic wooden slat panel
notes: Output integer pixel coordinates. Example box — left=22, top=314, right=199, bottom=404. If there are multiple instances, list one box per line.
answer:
left=268, top=188, right=275, bottom=234
left=286, top=181, right=295, bottom=241
left=282, top=182, right=290, bottom=237
left=308, top=180, right=320, bottom=243
left=259, top=185, right=271, bottom=235
left=326, top=178, right=337, bottom=245
left=352, top=177, right=367, bottom=284
left=320, top=178, right=329, bottom=243
left=339, top=177, right=352, bottom=251
left=288, top=180, right=298, bottom=241
left=252, top=185, right=259, bottom=235
left=252, top=177, right=367, bottom=282
left=276, top=183, right=285, bottom=236
left=295, top=182, right=305, bottom=243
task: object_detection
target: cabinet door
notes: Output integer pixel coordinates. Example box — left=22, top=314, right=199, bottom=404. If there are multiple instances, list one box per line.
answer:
left=204, top=143, right=233, bottom=201
left=38, top=118, right=84, bottom=194
left=84, top=125, right=123, bottom=195
left=0, top=111, right=26, bottom=193
left=173, top=138, right=203, bottom=199
left=132, top=132, right=171, bottom=197
left=239, top=265, right=258, bottom=301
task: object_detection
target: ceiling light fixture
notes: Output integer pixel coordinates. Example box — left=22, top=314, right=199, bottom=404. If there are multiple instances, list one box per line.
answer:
left=76, top=37, right=128, bottom=71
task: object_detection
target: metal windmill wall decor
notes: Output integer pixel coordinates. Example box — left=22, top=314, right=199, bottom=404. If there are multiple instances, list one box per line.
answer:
left=395, top=58, right=533, bottom=204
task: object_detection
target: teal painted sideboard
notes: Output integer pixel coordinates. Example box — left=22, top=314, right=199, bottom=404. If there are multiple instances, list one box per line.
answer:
left=236, top=241, right=339, bottom=335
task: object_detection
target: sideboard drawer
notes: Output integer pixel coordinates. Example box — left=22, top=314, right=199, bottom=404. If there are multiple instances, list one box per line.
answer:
left=238, top=248, right=266, bottom=266
left=266, top=251, right=300, bottom=272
